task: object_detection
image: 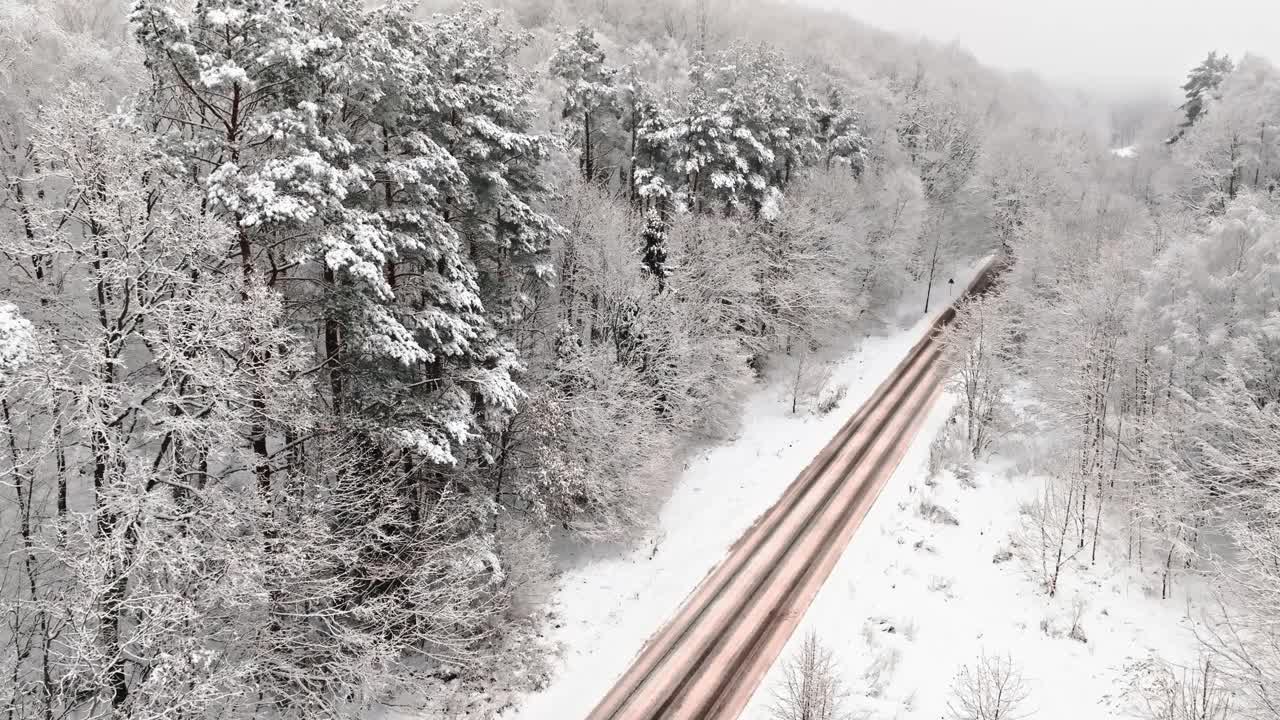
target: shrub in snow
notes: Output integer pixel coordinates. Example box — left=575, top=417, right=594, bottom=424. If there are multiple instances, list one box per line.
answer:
left=1068, top=596, right=1089, bottom=644
left=913, top=538, right=938, bottom=554
left=1124, top=656, right=1234, bottom=720
left=1039, top=617, right=1062, bottom=639
left=816, top=383, right=848, bottom=416
left=928, top=575, right=956, bottom=598
left=954, top=463, right=978, bottom=488
left=918, top=499, right=960, bottom=526
left=862, top=645, right=901, bottom=699
left=928, top=410, right=974, bottom=481
left=946, top=652, right=1031, bottom=720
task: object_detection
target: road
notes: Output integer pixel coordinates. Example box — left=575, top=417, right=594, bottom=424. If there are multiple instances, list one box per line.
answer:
left=584, top=260, right=1001, bottom=720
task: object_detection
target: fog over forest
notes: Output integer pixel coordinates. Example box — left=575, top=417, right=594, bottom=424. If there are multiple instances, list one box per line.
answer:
left=809, top=0, right=1278, bottom=91
left=1, top=0, right=1278, bottom=719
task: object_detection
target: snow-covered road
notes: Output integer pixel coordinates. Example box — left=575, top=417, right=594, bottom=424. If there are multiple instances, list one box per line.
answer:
left=508, top=258, right=1204, bottom=720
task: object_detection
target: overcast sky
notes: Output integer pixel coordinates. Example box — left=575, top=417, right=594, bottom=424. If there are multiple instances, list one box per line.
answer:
left=805, top=0, right=1278, bottom=97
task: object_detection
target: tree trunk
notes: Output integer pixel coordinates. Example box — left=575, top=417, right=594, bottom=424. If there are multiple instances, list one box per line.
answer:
left=1255, top=125, right=1265, bottom=187
left=88, top=184, right=131, bottom=709
left=628, top=106, right=639, bottom=205
left=1090, top=477, right=1103, bottom=564
left=582, top=111, right=594, bottom=181
left=1161, top=537, right=1176, bottom=600
left=1049, top=481, right=1077, bottom=598
left=226, top=82, right=272, bottom=496
left=324, top=266, right=343, bottom=413
left=922, top=232, right=941, bottom=314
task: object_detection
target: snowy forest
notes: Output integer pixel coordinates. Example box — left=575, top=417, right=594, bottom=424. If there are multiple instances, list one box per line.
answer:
left=0, top=0, right=1277, bottom=718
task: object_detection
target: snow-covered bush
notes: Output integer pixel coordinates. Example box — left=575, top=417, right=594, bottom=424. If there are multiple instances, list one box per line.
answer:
left=0, top=303, right=34, bottom=384
left=1126, top=657, right=1235, bottom=720
left=511, top=333, right=673, bottom=540
left=918, top=498, right=960, bottom=526
left=816, top=383, right=849, bottom=416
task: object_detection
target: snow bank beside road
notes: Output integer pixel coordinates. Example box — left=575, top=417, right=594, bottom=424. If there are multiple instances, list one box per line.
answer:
left=505, top=309, right=942, bottom=720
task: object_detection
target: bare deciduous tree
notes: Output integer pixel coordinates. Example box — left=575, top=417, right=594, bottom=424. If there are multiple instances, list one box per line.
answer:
left=1129, top=657, right=1235, bottom=720
left=770, top=631, right=854, bottom=720
left=1018, top=475, right=1084, bottom=597
left=943, top=290, right=1017, bottom=459
left=947, top=652, right=1033, bottom=720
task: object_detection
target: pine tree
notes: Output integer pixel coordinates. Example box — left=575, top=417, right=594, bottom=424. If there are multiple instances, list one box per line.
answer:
left=617, top=55, right=672, bottom=207
left=429, top=5, right=558, bottom=306
left=639, top=44, right=823, bottom=216
left=1173, top=51, right=1235, bottom=140
left=640, top=212, right=670, bottom=291
left=128, top=1, right=553, bottom=705
left=816, top=87, right=869, bottom=175
left=550, top=24, right=617, bottom=182
left=131, top=0, right=543, bottom=466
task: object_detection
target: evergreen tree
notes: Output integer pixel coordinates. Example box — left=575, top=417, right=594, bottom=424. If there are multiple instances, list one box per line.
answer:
left=1172, top=51, right=1235, bottom=141
left=816, top=86, right=869, bottom=175
left=131, top=0, right=546, bottom=466
left=618, top=56, right=672, bottom=207
left=637, top=44, right=827, bottom=216
left=640, top=212, right=669, bottom=291
left=128, top=2, right=554, bottom=705
left=550, top=24, right=617, bottom=182
left=417, top=4, right=560, bottom=443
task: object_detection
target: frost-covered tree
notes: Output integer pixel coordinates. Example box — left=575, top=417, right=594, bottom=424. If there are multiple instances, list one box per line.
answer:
left=509, top=324, right=672, bottom=540
left=769, top=631, right=852, bottom=720
left=640, top=212, right=670, bottom=291
left=944, top=290, right=1018, bottom=459
left=131, top=0, right=554, bottom=469
left=895, top=74, right=983, bottom=204
left=0, top=90, right=307, bottom=716
left=642, top=44, right=822, bottom=215
left=1174, top=51, right=1235, bottom=138
left=1176, top=55, right=1280, bottom=211
left=550, top=23, right=617, bottom=182
left=815, top=86, right=869, bottom=174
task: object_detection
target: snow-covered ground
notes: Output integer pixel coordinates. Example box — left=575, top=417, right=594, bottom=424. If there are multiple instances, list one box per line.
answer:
left=505, top=303, right=947, bottom=720
left=741, top=400, right=1207, bottom=720
left=1111, top=145, right=1138, bottom=158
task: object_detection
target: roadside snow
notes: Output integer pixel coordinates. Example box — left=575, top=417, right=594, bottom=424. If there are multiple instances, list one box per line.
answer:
left=502, top=260, right=997, bottom=720
left=500, top=251, right=1207, bottom=720
left=741, top=396, right=1206, bottom=720
left=505, top=295, right=958, bottom=720
left=509, top=326, right=929, bottom=718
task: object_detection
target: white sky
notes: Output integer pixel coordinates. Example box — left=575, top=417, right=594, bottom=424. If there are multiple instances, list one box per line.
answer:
left=805, top=0, right=1279, bottom=96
